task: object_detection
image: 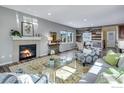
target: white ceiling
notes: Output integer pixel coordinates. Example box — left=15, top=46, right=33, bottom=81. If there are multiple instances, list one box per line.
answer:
left=3, top=5, right=124, bottom=28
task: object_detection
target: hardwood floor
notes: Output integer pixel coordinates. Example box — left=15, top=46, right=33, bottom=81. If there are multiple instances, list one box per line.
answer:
left=0, top=48, right=116, bottom=73
left=0, top=66, right=10, bottom=73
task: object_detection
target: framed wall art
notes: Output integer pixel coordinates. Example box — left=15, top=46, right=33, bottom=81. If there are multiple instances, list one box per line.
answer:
left=21, top=22, right=34, bottom=36
left=82, top=31, right=92, bottom=42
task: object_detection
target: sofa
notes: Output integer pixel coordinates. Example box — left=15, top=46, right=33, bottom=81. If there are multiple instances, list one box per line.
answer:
left=79, top=50, right=124, bottom=83
left=79, top=58, right=112, bottom=83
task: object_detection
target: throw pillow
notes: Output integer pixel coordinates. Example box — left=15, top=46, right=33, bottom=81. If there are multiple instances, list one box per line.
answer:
left=83, top=48, right=92, bottom=54
left=116, top=74, right=124, bottom=83
left=105, top=67, right=124, bottom=76
left=106, top=68, right=120, bottom=78
left=118, top=54, right=124, bottom=68
left=104, top=50, right=119, bottom=66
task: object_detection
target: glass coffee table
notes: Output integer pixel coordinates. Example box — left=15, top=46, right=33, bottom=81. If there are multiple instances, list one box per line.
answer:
left=43, top=58, right=75, bottom=69
left=42, top=57, right=78, bottom=83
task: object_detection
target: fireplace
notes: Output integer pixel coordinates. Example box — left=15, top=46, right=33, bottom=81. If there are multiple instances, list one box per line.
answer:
left=19, top=44, right=36, bottom=61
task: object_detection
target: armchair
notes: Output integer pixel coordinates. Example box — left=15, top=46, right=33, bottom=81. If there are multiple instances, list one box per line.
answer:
left=75, top=47, right=101, bottom=66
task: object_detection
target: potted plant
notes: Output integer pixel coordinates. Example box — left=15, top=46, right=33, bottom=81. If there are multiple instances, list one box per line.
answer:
left=10, top=29, right=22, bottom=37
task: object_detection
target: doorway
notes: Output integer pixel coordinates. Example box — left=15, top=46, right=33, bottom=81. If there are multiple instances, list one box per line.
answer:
left=107, top=31, right=116, bottom=48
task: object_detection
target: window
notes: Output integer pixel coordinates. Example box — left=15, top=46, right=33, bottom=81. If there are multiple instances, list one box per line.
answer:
left=60, top=31, right=73, bottom=43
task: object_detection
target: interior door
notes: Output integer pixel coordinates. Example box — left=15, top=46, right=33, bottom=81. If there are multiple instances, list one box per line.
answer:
left=107, top=31, right=116, bottom=47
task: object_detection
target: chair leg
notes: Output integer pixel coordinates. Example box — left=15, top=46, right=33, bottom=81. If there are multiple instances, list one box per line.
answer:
left=82, top=63, right=85, bottom=66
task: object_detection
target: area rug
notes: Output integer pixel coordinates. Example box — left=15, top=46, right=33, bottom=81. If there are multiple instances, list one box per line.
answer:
left=56, top=66, right=76, bottom=80
left=9, top=56, right=90, bottom=83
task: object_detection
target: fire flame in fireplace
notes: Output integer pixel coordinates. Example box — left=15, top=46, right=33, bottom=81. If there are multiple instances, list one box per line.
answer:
left=21, top=48, right=32, bottom=58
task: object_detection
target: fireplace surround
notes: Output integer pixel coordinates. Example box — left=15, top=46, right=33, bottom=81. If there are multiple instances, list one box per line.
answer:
left=19, top=44, right=36, bottom=61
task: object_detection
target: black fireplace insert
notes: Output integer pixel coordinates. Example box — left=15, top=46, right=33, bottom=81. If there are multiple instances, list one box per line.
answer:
left=19, top=44, right=36, bottom=61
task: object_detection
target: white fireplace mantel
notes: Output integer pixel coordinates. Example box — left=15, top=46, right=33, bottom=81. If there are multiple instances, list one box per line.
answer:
left=11, top=36, right=42, bottom=41
left=12, top=36, right=42, bottom=62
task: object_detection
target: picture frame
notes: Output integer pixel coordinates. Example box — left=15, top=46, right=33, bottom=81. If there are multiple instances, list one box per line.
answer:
left=21, top=22, right=34, bottom=36
left=82, top=31, right=92, bottom=42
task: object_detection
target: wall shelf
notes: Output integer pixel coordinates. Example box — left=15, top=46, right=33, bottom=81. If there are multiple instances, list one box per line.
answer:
left=11, top=36, right=42, bottom=41
left=76, top=28, right=103, bottom=48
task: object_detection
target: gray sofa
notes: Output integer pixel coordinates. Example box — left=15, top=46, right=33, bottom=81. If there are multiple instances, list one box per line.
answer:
left=79, top=58, right=113, bottom=83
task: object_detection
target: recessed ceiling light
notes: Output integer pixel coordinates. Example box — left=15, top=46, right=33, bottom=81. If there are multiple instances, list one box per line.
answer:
left=83, top=19, right=87, bottom=22
left=91, top=24, right=94, bottom=26
left=48, top=13, right=52, bottom=16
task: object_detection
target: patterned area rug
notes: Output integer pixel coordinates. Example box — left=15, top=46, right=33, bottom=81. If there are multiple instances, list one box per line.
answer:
left=9, top=55, right=90, bottom=83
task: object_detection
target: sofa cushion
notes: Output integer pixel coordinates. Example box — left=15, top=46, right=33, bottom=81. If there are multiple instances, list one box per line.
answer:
left=118, top=54, right=124, bottom=68
left=79, top=65, right=108, bottom=83
left=94, top=58, right=112, bottom=68
left=103, top=50, right=119, bottom=66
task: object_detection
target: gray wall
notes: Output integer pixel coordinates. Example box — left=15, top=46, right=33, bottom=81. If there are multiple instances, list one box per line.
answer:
left=0, top=6, right=76, bottom=65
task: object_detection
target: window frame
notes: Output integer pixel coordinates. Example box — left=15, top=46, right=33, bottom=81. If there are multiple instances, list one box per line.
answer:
left=60, top=31, right=73, bottom=44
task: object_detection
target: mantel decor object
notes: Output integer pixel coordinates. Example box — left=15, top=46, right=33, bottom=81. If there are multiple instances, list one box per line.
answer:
left=10, top=29, right=22, bottom=37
